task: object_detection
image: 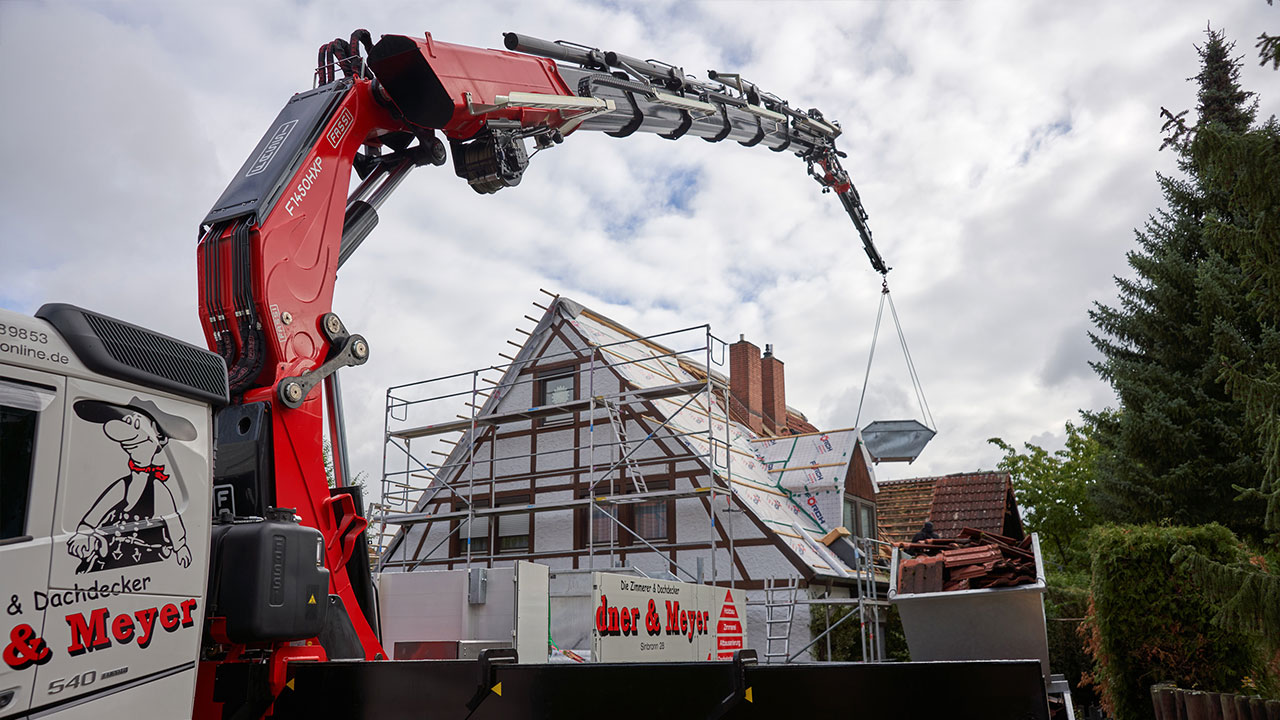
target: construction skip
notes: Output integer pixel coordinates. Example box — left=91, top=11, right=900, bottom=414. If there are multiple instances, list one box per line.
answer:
left=889, top=532, right=1077, bottom=719
left=592, top=572, right=746, bottom=662
left=378, top=561, right=550, bottom=662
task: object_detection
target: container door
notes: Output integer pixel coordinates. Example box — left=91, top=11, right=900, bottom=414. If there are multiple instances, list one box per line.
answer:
left=0, top=368, right=64, bottom=718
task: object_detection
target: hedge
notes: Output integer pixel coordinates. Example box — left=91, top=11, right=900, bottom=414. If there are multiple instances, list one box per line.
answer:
left=1085, top=524, right=1256, bottom=720
left=809, top=602, right=910, bottom=662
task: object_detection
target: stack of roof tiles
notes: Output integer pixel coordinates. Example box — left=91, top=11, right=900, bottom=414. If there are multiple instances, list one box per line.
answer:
left=896, top=528, right=1036, bottom=594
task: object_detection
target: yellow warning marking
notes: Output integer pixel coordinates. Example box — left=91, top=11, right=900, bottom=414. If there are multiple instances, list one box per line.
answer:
left=491, top=682, right=502, bottom=697
left=745, top=687, right=753, bottom=703
left=308, top=595, right=317, bottom=605
left=285, top=679, right=295, bottom=691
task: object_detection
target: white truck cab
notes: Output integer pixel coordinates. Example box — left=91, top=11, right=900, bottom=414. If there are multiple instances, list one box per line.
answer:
left=1, top=304, right=226, bottom=718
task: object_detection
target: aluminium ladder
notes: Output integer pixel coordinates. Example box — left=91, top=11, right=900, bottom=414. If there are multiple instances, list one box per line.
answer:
left=599, top=397, right=648, bottom=493
left=763, top=576, right=800, bottom=663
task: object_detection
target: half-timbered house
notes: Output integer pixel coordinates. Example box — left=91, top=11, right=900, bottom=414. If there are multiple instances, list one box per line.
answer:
left=377, top=296, right=884, bottom=660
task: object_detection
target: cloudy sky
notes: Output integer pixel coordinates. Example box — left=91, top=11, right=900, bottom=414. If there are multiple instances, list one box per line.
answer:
left=2, top=1, right=1276, bottom=494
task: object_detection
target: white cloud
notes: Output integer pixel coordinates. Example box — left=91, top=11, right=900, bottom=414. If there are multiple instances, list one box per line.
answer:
left=2, top=0, right=1276, bottom=495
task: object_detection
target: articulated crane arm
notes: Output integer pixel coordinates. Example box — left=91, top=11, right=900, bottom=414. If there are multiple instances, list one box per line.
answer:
left=194, top=28, right=887, bottom=682
left=494, top=33, right=886, bottom=274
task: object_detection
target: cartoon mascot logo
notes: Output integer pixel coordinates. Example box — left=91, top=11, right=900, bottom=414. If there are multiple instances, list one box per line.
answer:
left=67, top=398, right=195, bottom=573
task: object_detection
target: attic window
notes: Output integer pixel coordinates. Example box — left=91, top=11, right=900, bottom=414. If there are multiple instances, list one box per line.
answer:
left=542, top=373, right=574, bottom=405
left=843, top=496, right=877, bottom=540
left=537, top=369, right=575, bottom=427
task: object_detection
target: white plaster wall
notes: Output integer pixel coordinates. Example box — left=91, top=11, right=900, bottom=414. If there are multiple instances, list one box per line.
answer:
left=537, top=488, right=575, bottom=553
left=535, top=429, right=577, bottom=471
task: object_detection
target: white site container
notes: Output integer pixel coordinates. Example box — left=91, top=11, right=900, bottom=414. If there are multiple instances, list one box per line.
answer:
left=888, top=533, right=1050, bottom=680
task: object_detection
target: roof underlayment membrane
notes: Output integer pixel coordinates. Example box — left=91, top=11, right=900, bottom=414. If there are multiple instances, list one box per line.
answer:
left=563, top=301, right=867, bottom=579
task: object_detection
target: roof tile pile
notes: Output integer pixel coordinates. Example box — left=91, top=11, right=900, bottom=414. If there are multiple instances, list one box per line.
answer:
left=896, top=528, right=1036, bottom=594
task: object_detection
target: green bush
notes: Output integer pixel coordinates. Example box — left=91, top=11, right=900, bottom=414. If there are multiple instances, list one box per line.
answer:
left=809, top=602, right=910, bottom=662
left=1085, top=524, right=1257, bottom=720
left=1044, top=569, right=1098, bottom=710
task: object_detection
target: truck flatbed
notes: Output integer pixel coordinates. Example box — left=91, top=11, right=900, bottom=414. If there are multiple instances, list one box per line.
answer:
left=213, top=657, right=1051, bottom=719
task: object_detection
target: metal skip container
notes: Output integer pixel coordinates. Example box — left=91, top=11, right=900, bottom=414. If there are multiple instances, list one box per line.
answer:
left=888, top=533, right=1051, bottom=679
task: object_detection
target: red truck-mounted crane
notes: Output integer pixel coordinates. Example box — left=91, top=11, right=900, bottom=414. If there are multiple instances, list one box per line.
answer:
left=193, top=27, right=887, bottom=701
left=0, top=28, right=1053, bottom=720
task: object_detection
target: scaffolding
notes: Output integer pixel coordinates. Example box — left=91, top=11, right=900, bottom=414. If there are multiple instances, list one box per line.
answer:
left=372, top=305, right=743, bottom=585
left=369, top=296, right=892, bottom=660
left=748, top=537, right=893, bottom=663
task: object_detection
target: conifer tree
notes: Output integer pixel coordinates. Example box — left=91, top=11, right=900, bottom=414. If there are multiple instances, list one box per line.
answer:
left=1172, top=28, right=1280, bottom=646
left=1087, top=28, right=1267, bottom=541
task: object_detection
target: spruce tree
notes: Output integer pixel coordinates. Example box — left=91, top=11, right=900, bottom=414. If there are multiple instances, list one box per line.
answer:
left=1087, top=28, right=1267, bottom=542
left=1175, top=112, right=1280, bottom=653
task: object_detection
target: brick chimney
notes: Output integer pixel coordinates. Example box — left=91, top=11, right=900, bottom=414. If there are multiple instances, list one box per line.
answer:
left=729, top=335, right=764, bottom=434
left=761, top=344, right=785, bottom=435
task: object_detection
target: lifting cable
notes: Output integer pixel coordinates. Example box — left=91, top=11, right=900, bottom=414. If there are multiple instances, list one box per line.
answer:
left=854, top=277, right=936, bottom=431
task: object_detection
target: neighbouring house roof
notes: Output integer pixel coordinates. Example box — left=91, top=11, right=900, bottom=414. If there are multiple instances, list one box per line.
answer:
left=929, top=472, right=1022, bottom=539
left=784, top=409, right=820, bottom=435
left=876, top=471, right=1023, bottom=545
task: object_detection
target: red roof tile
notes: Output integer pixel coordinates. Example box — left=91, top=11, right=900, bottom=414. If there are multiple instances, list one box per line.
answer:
left=929, top=472, right=1021, bottom=539
left=875, top=471, right=1024, bottom=545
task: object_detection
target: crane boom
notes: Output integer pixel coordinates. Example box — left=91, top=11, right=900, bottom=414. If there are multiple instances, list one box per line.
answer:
left=374, top=32, right=887, bottom=272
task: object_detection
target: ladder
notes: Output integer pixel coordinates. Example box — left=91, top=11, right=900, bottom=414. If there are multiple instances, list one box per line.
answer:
left=600, top=397, right=648, bottom=493
left=763, top=576, right=800, bottom=663
left=854, top=536, right=886, bottom=662
left=366, top=501, right=398, bottom=561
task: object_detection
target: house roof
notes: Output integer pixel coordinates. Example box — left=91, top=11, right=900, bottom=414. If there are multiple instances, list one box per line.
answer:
left=875, top=471, right=1023, bottom=544
left=929, top=472, right=1021, bottom=538
left=785, top=411, right=820, bottom=435
left=557, top=299, right=867, bottom=580
left=383, top=295, right=877, bottom=581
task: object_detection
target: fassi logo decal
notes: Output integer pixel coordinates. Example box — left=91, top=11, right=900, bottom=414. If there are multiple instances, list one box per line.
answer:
left=2, top=599, right=198, bottom=670
left=327, top=108, right=353, bottom=149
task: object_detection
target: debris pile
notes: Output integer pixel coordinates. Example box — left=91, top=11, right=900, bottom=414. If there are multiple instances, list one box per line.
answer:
left=896, top=528, right=1036, bottom=593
